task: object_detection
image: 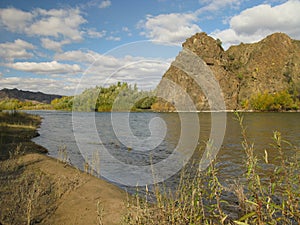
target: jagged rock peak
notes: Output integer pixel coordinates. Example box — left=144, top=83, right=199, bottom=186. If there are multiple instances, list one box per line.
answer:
left=182, top=32, right=224, bottom=60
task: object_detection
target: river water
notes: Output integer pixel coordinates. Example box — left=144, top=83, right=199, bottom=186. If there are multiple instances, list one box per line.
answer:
left=30, top=111, right=300, bottom=190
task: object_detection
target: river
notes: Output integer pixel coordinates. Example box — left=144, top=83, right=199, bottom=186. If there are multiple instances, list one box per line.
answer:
left=29, top=111, right=300, bottom=191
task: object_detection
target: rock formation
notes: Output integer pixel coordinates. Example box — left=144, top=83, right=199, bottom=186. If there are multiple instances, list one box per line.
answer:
left=152, top=32, right=300, bottom=111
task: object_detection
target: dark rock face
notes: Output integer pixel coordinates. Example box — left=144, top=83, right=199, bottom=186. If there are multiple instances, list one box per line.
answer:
left=152, top=32, right=300, bottom=111
left=0, top=88, right=63, bottom=104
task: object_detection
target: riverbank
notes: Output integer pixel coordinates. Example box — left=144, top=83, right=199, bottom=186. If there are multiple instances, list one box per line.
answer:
left=0, top=111, right=127, bottom=224
left=0, top=111, right=48, bottom=160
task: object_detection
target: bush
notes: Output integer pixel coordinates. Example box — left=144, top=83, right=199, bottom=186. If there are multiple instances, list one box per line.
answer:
left=52, top=83, right=156, bottom=112
left=134, top=97, right=156, bottom=110
left=248, top=91, right=298, bottom=111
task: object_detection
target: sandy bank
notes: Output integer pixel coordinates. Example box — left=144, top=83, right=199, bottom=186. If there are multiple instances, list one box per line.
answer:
left=0, top=153, right=127, bottom=224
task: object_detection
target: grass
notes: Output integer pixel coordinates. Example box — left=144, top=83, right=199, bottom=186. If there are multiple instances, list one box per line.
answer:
left=124, top=112, right=300, bottom=225
left=0, top=111, right=41, bottom=126
left=0, top=111, right=47, bottom=160
left=0, top=122, right=36, bottom=129
left=0, top=155, right=58, bottom=224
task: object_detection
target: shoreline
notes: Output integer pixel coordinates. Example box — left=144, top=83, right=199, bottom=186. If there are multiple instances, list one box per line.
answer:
left=0, top=111, right=127, bottom=224
left=21, top=108, right=300, bottom=114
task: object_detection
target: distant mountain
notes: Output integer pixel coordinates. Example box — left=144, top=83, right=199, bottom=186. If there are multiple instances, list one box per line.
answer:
left=152, top=32, right=300, bottom=111
left=0, top=88, right=63, bottom=104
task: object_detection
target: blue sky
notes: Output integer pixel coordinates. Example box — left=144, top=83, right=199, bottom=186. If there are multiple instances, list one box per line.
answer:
left=0, top=0, right=299, bottom=95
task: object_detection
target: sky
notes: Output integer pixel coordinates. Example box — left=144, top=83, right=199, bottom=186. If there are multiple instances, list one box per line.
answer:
left=0, top=0, right=300, bottom=95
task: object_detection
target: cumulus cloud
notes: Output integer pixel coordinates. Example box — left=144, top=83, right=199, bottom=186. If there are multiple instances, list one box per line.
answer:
left=138, top=13, right=201, bottom=44
left=99, top=0, right=111, bottom=9
left=0, top=8, right=33, bottom=32
left=0, top=39, right=36, bottom=61
left=29, top=8, right=86, bottom=41
left=138, top=0, right=244, bottom=44
left=5, top=61, right=81, bottom=75
left=54, top=50, right=101, bottom=63
left=40, top=38, right=71, bottom=52
left=0, top=7, right=86, bottom=42
left=212, top=0, right=300, bottom=48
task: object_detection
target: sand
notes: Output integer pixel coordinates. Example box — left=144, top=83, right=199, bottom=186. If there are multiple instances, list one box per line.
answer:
left=0, top=153, right=128, bottom=224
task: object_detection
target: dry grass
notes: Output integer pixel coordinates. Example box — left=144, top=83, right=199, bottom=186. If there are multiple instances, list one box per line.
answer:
left=0, top=122, right=36, bottom=129
left=0, top=111, right=47, bottom=160
left=124, top=112, right=300, bottom=225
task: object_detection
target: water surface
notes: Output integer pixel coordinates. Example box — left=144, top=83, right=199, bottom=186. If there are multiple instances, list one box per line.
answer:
left=31, top=111, right=300, bottom=189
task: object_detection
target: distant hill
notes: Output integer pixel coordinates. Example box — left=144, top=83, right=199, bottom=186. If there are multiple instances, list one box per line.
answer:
left=0, top=88, right=63, bottom=104
left=152, top=32, right=300, bottom=111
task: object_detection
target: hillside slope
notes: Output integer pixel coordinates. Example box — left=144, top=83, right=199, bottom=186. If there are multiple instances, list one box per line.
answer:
left=0, top=88, right=63, bottom=104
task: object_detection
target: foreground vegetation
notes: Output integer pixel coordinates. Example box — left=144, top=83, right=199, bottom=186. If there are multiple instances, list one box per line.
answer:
left=125, top=113, right=300, bottom=224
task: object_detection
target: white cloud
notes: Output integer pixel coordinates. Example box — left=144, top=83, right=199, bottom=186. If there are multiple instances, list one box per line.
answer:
left=0, top=7, right=86, bottom=42
left=0, top=39, right=36, bottom=61
left=138, top=13, right=201, bottom=44
left=212, top=0, right=300, bottom=48
left=28, top=8, right=86, bottom=41
left=40, top=38, right=71, bottom=52
left=54, top=50, right=100, bottom=63
left=5, top=61, right=81, bottom=75
left=86, top=28, right=106, bottom=38
left=197, top=0, right=241, bottom=13
left=99, top=0, right=111, bottom=9
left=138, top=0, right=241, bottom=45
left=0, top=8, right=33, bottom=32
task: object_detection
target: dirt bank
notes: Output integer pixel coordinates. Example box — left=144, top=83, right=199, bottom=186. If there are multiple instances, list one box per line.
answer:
left=0, top=112, right=128, bottom=224
left=0, top=153, right=127, bottom=224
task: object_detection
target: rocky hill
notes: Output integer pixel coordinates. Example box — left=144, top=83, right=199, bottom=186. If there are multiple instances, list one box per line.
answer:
left=0, top=88, right=63, bottom=104
left=152, top=32, right=300, bottom=111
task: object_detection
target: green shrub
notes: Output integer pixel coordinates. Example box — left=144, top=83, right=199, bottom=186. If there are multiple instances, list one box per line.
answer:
left=249, top=90, right=298, bottom=111
left=52, top=82, right=155, bottom=112
left=134, top=96, right=156, bottom=110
